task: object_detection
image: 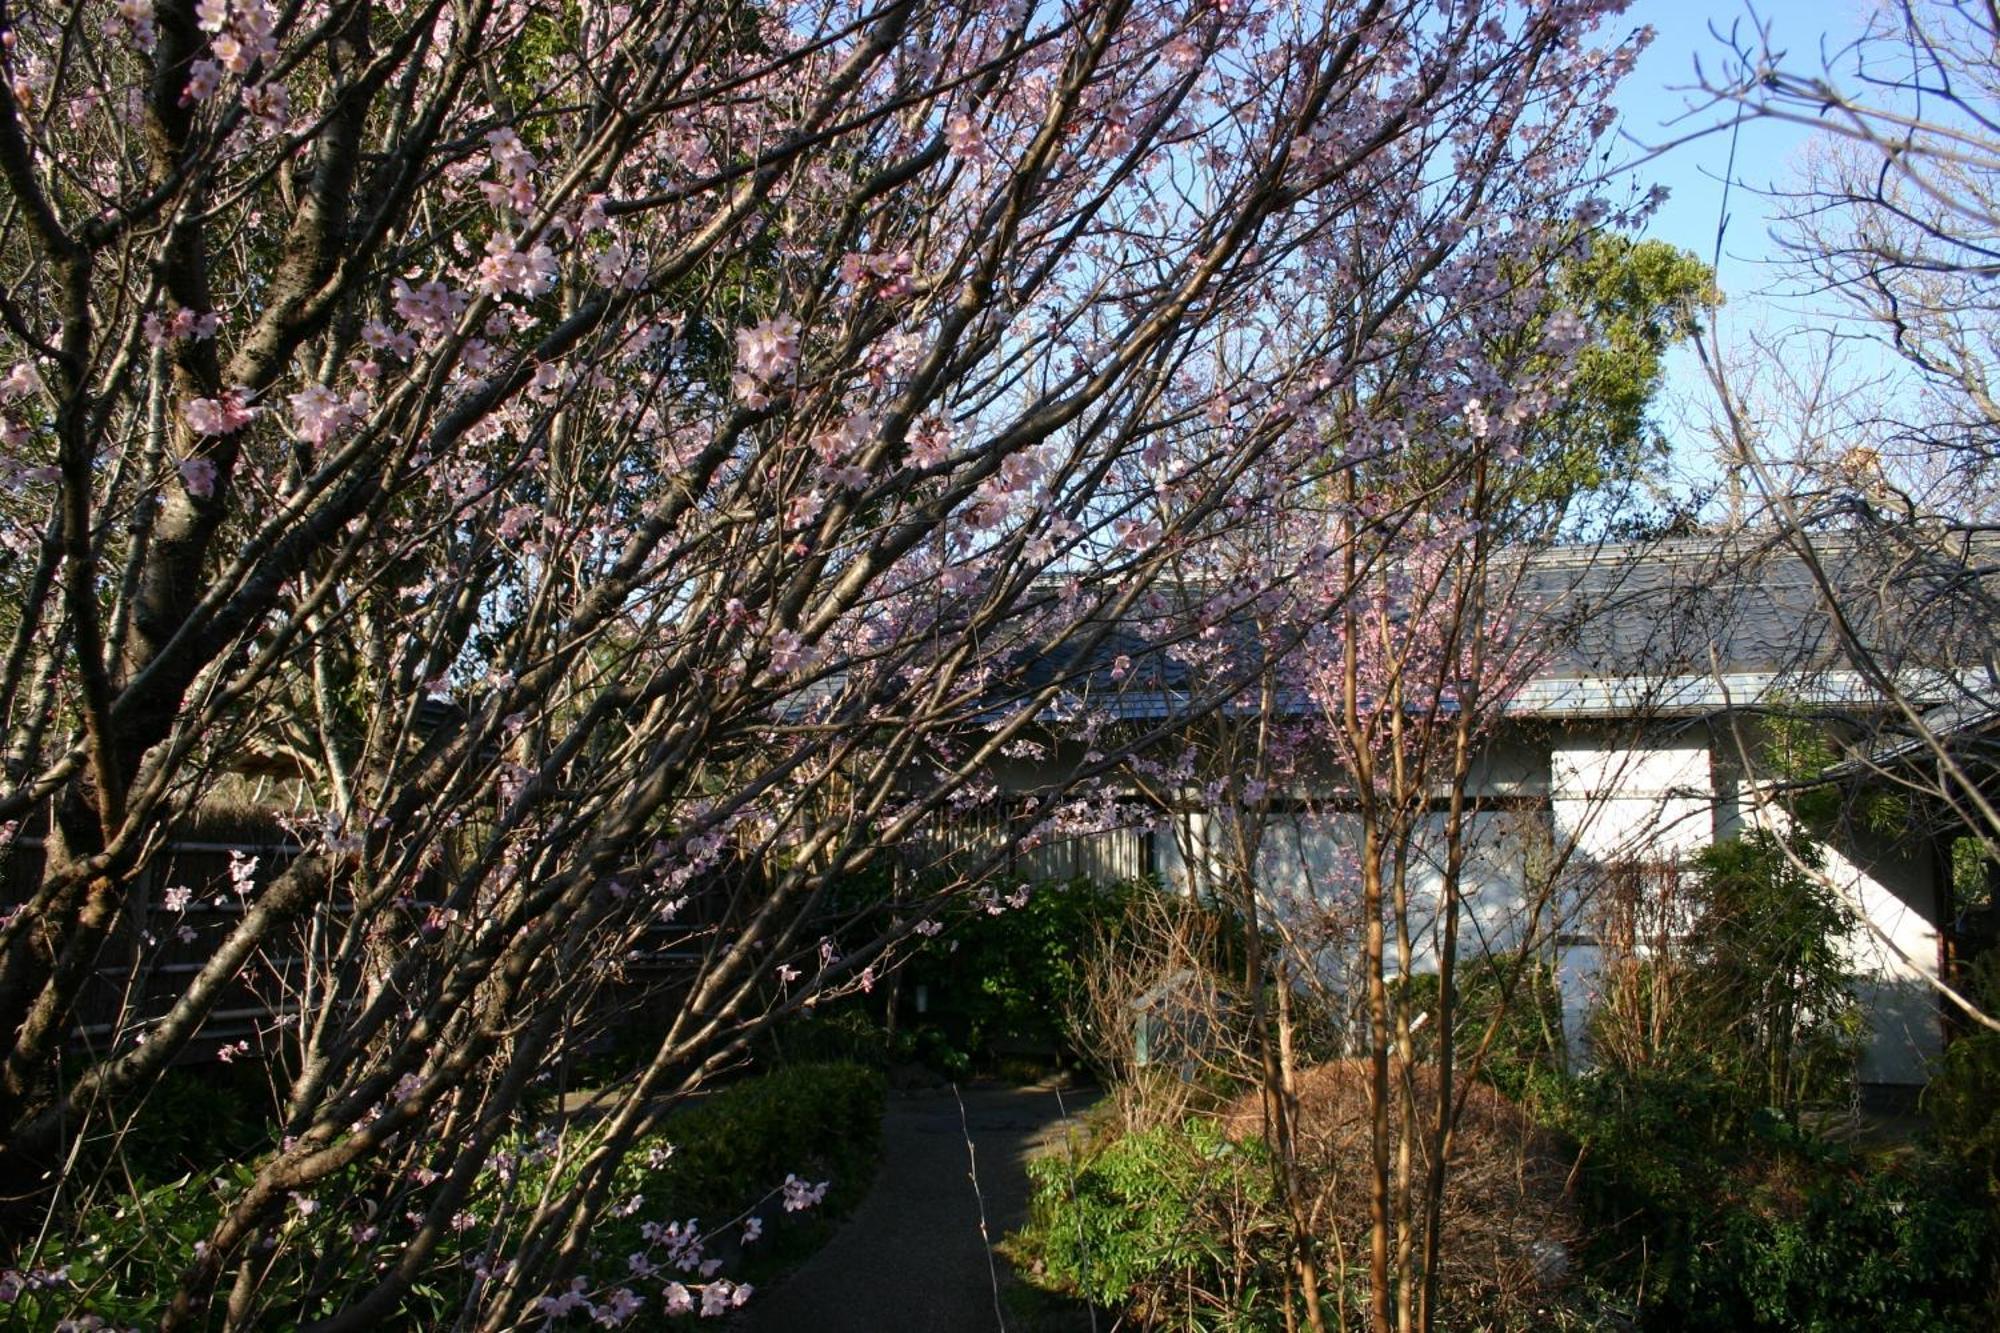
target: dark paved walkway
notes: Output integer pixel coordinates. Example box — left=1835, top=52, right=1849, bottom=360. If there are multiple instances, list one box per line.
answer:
left=740, top=1080, right=1096, bottom=1333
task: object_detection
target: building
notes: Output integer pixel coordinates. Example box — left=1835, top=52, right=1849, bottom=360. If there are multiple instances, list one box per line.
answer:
left=982, top=533, right=1995, bottom=1087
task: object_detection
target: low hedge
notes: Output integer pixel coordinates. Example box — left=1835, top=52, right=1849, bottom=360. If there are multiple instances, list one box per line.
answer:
left=11, top=1060, right=886, bottom=1327
left=1545, top=1068, right=1994, bottom=1331
left=648, top=1059, right=885, bottom=1223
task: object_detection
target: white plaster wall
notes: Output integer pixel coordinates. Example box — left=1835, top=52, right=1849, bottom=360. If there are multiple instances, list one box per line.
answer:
left=1549, top=733, right=1715, bottom=1066
left=1219, top=808, right=1547, bottom=971
left=1153, top=810, right=1219, bottom=898
left=1149, top=728, right=1944, bottom=1086
left=1551, top=736, right=1713, bottom=863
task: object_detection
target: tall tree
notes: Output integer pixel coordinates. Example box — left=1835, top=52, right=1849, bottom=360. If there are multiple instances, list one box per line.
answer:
left=1694, top=0, right=2000, bottom=1032
left=0, top=0, right=1650, bottom=1322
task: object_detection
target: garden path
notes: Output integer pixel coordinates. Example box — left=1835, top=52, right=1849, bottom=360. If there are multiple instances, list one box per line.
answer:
left=739, top=1079, right=1096, bottom=1332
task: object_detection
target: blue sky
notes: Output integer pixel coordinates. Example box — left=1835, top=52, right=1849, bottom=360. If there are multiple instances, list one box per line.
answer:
left=1603, top=0, right=1878, bottom=442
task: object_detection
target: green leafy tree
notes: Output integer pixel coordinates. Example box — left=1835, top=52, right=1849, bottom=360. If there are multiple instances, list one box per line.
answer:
left=1682, top=831, right=1863, bottom=1115
left=1516, top=235, right=1718, bottom=522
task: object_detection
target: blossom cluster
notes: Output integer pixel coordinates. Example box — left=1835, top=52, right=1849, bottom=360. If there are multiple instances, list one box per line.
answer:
left=184, top=391, right=256, bottom=438
left=731, top=315, right=802, bottom=408
left=780, top=1174, right=829, bottom=1212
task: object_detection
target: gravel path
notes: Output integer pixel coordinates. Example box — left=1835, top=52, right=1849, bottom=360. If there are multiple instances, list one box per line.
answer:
left=740, top=1080, right=1095, bottom=1333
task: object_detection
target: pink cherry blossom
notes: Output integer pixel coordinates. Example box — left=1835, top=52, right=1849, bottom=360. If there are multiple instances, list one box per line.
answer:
left=475, top=234, right=558, bottom=299
left=0, top=362, right=41, bottom=401
left=181, top=58, right=223, bottom=105
left=733, top=314, right=800, bottom=386
left=177, top=457, right=218, bottom=497
left=183, top=391, right=255, bottom=436
left=113, top=0, right=157, bottom=51
left=486, top=127, right=538, bottom=181
left=780, top=1174, right=828, bottom=1212
left=288, top=384, right=369, bottom=446
left=596, top=1287, right=643, bottom=1325
left=391, top=277, right=471, bottom=339
left=944, top=113, right=988, bottom=164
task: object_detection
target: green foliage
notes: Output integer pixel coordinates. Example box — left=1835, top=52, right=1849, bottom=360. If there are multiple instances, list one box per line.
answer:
left=1924, top=951, right=2000, bottom=1325
left=1401, top=952, right=1569, bottom=1100
left=1951, top=836, right=1995, bottom=914
left=97, top=1063, right=277, bottom=1186
left=1014, top=1118, right=1289, bottom=1332
left=9, top=1164, right=244, bottom=1326
left=1558, top=239, right=1716, bottom=461
left=16, top=1061, right=885, bottom=1328
left=888, top=1021, right=975, bottom=1079
left=1683, top=831, right=1864, bottom=1113
left=1589, top=831, right=1863, bottom=1118
left=904, top=877, right=1137, bottom=1068
left=1513, top=235, right=1718, bottom=515
left=1537, top=822, right=1996, bottom=1328
left=770, top=1004, right=894, bottom=1068
left=1762, top=710, right=1849, bottom=831
left=1544, top=1068, right=1992, bottom=1330
left=1549, top=826, right=1990, bottom=1329
left=1460, top=954, right=1570, bottom=1098
left=646, top=1060, right=884, bottom=1222
left=1926, top=953, right=2000, bottom=1199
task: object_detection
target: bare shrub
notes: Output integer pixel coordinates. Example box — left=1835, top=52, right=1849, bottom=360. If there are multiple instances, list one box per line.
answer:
left=1221, top=1060, right=1577, bottom=1322
left=1065, top=892, right=1255, bottom=1134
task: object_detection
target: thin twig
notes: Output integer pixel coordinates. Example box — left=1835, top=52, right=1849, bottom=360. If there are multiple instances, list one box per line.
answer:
left=955, top=1082, right=1007, bottom=1333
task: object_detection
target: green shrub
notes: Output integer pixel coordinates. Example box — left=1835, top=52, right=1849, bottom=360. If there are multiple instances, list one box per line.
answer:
left=652, top=1059, right=884, bottom=1221
left=1587, top=831, right=1863, bottom=1120
left=1546, top=1067, right=1993, bottom=1330
left=1924, top=951, right=2000, bottom=1324
left=1535, top=828, right=1996, bottom=1326
left=1400, top=952, right=1569, bottom=1101
left=888, top=1020, right=974, bottom=1078
left=767, top=1004, right=892, bottom=1068
left=13, top=1061, right=886, bottom=1328
left=903, top=876, right=1137, bottom=1068
left=1682, top=832, right=1864, bottom=1112
left=1927, top=954, right=2000, bottom=1195
left=79, top=1062, right=277, bottom=1187
left=1013, top=1118, right=1289, bottom=1333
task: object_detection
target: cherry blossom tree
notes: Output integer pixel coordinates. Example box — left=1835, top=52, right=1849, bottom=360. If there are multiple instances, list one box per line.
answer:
left=0, top=0, right=1652, bottom=1322
left=1089, top=231, right=1695, bottom=1326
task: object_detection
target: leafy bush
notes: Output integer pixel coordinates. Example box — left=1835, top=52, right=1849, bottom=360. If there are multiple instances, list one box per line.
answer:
left=650, top=1060, right=884, bottom=1221
left=765, top=1004, right=893, bottom=1070
left=1544, top=827, right=1993, bottom=1329
left=12, top=1061, right=886, bottom=1328
left=1013, top=1117, right=1289, bottom=1333
left=1400, top=952, right=1569, bottom=1101
left=1682, top=832, right=1864, bottom=1111
left=1017, top=1076, right=1593, bottom=1333
left=887, top=1020, right=975, bottom=1079
left=1923, top=951, right=2000, bottom=1324
left=88, top=1062, right=277, bottom=1186
left=903, top=876, right=1137, bottom=1068
left=1927, top=953, right=2000, bottom=1195
left=1545, top=1067, right=1993, bottom=1330
left=1587, top=831, right=1863, bottom=1119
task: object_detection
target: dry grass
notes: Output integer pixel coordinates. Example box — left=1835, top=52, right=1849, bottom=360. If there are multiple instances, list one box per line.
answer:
left=1222, top=1060, right=1578, bottom=1316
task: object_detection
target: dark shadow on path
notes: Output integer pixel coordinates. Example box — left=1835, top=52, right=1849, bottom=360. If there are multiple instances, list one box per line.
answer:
left=740, top=1080, right=1096, bottom=1333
